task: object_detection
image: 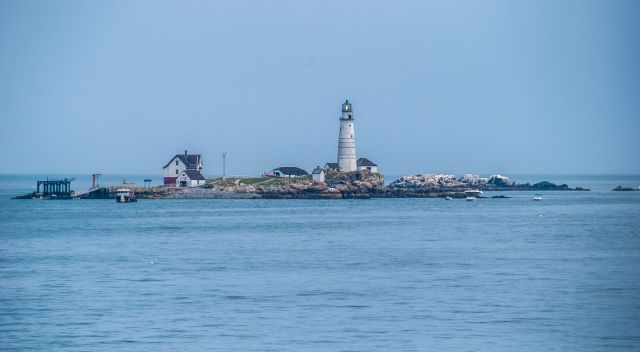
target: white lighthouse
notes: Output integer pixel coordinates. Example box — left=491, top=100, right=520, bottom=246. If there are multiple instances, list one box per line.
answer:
left=337, top=99, right=357, bottom=172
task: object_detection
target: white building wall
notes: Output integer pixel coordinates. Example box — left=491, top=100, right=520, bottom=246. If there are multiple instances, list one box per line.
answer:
left=176, top=172, right=188, bottom=187
left=273, top=170, right=305, bottom=178
left=163, top=157, right=186, bottom=177
left=337, top=111, right=357, bottom=172
left=358, top=165, right=379, bottom=173
left=312, top=171, right=325, bottom=183
left=176, top=172, right=206, bottom=187
left=190, top=179, right=205, bottom=187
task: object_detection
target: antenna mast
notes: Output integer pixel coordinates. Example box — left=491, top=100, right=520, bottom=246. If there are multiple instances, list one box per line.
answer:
left=222, top=152, right=227, bottom=179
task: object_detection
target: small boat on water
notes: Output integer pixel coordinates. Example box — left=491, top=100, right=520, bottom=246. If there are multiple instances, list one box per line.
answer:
left=444, top=196, right=453, bottom=200
left=533, top=195, right=543, bottom=201
left=466, top=196, right=476, bottom=201
left=115, top=188, right=137, bottom=203
left=464, top=189, right=482, bottom=198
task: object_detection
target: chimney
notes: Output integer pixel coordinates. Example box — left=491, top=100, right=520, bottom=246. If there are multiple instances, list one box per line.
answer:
left=184, top=150, right=188, bottom=156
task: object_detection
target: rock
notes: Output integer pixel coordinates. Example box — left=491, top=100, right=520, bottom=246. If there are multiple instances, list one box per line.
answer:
left=386, top=174, right=590, bottom=194
left=487, top=174, right=512, bottom=187
left=612, top=185, right=639, bottom=191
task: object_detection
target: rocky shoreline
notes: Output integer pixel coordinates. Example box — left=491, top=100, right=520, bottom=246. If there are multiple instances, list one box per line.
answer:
left=15, top=172, right=592, bottom=200
left=140, top=172, right=589, bottom=200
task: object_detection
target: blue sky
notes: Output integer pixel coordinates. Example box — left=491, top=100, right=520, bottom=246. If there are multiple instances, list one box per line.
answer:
left=1, top=0, right=638, bottom=176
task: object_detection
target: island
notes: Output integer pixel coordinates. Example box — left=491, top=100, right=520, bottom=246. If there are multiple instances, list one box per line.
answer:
left=10, top=99, right=592, bottom=200
left=51, top=172, right=588, bottom=200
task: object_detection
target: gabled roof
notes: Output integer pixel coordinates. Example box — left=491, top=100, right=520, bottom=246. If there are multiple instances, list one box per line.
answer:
left=312, top=166, right=324, bottom=174
left=181, top=169, right=206, bottom=180
left=273, top=167, right=308, bottom=176
left=163, top=153, right=201, bottom=169
left=357, top=158, right=377, bottom=167
left=325, top=162, right=339, bottom=169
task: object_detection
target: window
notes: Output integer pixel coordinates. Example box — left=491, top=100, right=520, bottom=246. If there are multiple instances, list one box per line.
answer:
left=176, top=160, right=179, bottom=166
left=176, top=169, right=179, bottom=175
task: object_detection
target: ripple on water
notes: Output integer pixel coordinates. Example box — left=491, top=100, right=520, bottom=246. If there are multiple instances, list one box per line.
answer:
left=1, top=184, right=639, bottom=351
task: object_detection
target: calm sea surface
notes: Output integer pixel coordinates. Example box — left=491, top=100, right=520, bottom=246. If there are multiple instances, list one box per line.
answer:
left=1, top=175, right=639, bottom=351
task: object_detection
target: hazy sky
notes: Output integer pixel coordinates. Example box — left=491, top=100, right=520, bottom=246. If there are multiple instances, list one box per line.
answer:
left=1, top=0, right=638, bottom=176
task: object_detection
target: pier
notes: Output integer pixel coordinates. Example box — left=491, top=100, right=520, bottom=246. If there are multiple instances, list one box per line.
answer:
left=13, top=178, right=74, bottom=199
left=37, top=179, right=72, bottom=196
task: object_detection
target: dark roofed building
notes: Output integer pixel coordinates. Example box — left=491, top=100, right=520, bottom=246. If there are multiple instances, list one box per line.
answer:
left=179, top=154, right=201, bottom=169
left=272, top=167, right=308, bottom=178
left=184, top=169, right=205, bottom=180
left=357, top=157, right=379, bottom=173
left=163, top=152, right=202, bottom=170
left=177, top=169, right=206, bottom=187
left=163, top=150, right=205, bottom=185
left=312, top=166, right=325, bottom=183
left=324, top=162, right=339, bottom=171
left=357, top=158, right=377, bottom=167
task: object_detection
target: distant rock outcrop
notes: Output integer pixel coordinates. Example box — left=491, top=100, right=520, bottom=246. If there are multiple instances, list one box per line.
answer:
left=612, top=185, right=639, bottom=191
left=384, top=174, right=589, bottom=194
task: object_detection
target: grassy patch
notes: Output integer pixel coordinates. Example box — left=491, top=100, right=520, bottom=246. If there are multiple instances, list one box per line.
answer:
left=239, top=177, right=269, bottom=185
left=206, top=176, right=311, bottom=187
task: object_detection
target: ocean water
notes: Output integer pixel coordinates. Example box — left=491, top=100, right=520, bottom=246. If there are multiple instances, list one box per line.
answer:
left=1, top=175, right=639, bottom=351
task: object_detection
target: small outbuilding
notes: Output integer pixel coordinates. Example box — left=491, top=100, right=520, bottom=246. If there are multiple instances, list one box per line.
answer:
left=324, top=162, right=339, bottom=171
left=271, top=167, right=308, bottom=178
left=357, top=158, right=379, bottom=173
left=311, top=166, right=325, bottom=184
left=177, top=169, right=206, bottom=187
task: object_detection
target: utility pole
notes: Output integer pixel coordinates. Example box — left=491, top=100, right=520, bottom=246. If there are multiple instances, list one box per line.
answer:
left=222, top=152, right=227, bottom=179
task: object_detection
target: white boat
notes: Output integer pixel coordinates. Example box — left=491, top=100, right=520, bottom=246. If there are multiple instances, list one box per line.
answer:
left=466, top=196, right=476, bottom=201
left=533, top=195, right=542, bottom=201
left=115, top=188, right=137, bottom=203
left=444, top=196, right=453, bottom=200
left=464, top=189, right=482, bottom=197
